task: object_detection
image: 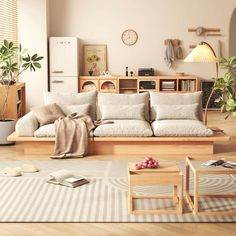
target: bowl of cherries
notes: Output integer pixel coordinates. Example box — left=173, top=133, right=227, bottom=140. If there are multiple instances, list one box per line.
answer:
left=135, top=157, right=159, bottom=170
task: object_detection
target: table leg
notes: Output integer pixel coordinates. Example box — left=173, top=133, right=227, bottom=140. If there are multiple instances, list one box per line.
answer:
left=128, top=181, right=133, bottom=213
left=179, top=176, right=183, bottom=213
left=193, top=173, right=199, bottom=215
left=186, top=163, right=190, bottom=194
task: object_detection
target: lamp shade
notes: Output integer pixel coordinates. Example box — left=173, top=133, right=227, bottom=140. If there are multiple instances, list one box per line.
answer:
left=184, top=44, right=217, bottom=63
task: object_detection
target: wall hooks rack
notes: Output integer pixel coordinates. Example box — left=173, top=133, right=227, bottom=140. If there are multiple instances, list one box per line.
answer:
left=164, top=39, right=181, bottom=46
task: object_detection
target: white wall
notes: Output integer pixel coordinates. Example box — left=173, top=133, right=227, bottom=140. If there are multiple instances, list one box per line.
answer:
left=49, top=0, right=236, bottom=79
left=229, top=8, right=236, bottom=57
left=18, top=0, right=49, bottom=109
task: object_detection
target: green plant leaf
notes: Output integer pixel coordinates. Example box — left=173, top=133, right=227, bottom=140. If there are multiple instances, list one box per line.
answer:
left=33, top=62, right=41, bottom=68
left=34, top=56, right=44, bottom=61
left=31, top=54, right=38, bottom=60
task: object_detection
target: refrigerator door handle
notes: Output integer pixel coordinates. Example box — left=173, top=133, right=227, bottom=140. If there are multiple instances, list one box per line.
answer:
left=51, top=70, right=64, bottom=74
left=51, top=80, right=64, bottom=83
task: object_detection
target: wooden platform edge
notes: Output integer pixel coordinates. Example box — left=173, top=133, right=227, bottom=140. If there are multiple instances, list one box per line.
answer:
left=7, top=132, right=231, bottom=142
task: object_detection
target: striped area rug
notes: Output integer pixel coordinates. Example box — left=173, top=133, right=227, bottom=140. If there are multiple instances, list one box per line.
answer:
left=0, top=159, right=235, bottom=222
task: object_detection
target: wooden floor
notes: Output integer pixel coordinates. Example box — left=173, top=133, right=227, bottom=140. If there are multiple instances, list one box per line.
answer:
left=0, top=111, right=236, bottom=236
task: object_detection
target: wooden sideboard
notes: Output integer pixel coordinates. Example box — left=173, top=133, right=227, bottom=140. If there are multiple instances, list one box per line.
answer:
left=80, top=75, right=200, bottom=93
left=0, top=82, right=26, bottom=119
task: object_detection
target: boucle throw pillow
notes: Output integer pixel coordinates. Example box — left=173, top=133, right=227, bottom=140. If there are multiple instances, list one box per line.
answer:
left=31, top=103, right=65, bottom=126
left=154, top=103, right=199, bottom=120
left=101, top=104, right=146, bottom=120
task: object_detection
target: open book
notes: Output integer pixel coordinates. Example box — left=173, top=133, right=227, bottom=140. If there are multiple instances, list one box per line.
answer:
left=202, top=160, right=236, bottom=169
left=47, top=169, right=89, bottom=188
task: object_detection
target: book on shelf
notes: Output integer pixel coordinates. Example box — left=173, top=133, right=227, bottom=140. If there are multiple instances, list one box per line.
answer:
left=161, top=88, right=175, bottom=91
left=47, top=169, right=89, bottom=188
left=180, top=80, right=195, bottom=91
left=161, top=81, right=175, bottom=90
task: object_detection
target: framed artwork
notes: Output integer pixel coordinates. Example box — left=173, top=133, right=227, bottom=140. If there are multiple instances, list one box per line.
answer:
left=83, top=44, right=107, bottom=76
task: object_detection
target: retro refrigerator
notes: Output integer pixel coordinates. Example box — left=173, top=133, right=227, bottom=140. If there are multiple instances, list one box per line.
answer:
left=49, top=37, right=79, bottom=92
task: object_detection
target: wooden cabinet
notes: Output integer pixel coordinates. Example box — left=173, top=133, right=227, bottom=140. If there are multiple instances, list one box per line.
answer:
left=0, top=82, right=26, bottom=119
left=79, top=76, right=200, bottom=93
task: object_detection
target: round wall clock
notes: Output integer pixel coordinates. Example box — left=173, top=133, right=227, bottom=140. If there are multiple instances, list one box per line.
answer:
left=121, top=29, right=138, bottom=46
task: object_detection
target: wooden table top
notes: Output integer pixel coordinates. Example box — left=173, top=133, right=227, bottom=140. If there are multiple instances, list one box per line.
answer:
left=186, top=157, right=236, bottom=174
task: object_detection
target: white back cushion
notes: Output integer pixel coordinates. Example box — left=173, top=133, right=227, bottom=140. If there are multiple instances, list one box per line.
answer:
left=150, top=91, right=203, bottom=121
left=101, top=104, right=145, bottom=120
left=97, top=92, right=150, bottom=121
left=155, top=104, right=199, bottom=120
left=44, top=90, right=97, bottom=120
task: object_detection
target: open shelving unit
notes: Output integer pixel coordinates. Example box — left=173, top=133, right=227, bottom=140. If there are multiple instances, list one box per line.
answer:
left=0, top=82, right=26, bottom=119
left=79, top=75, right=200, bottom=94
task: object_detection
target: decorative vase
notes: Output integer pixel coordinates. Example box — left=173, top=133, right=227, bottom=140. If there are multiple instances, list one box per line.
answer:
left=88, top=70, right=93, bottom=76
left=0, top=120, right=15, bottom=145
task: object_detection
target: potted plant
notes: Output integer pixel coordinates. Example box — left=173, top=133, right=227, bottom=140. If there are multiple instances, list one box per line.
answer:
left=214, top=56, right=236, bottom=119
left=0, top=40, right=43, bottom=145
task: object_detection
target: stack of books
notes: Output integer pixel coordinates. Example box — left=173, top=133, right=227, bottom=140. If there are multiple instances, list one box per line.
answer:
left=47, top=169, right=89, bottom=188
left=180, top=80, right=195, bottom=91
left=161, top=81, right=175, bottom=91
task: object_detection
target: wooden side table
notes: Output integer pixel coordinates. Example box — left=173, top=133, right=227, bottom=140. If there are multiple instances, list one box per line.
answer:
left=128, top=162, right=183, bottom=214
left=185, top=156, right=236, bottom=216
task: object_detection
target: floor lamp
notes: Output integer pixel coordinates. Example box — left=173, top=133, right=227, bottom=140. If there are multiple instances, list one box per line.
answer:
left=184, top=42, right=218, bottom=125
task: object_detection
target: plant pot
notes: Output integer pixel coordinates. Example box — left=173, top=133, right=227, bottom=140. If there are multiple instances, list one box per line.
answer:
left=0, top=119, right=15, bottom=145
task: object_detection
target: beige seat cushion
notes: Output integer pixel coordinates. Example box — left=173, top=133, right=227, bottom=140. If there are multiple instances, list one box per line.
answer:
left=149, top=91, right=203, bottom=121
left=97, top=92, right=150, bottom=121
left=34, top=124, right=94, bottom=137
left=44, top=90, right=97, bottom=120
left=94, top=120, right=153, bottom=137
left=151, top=120, right=213, bottom=137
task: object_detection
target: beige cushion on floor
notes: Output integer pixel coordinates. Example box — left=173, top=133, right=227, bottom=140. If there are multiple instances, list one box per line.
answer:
left=97, top=92, right=150, bottom=121
left=44, top=90, right=97, bottom=120
left=34, top=124, right=94, bottom=137
left=101, top=104, right=146, bottom=120
left=151, top=120, right=213, bottom=136
left=94, top=120, right=153, bottom=137
left=149, top=91, right=203, bottom=121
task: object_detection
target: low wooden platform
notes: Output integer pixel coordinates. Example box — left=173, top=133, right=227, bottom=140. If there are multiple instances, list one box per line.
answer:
left=7, top=132, right=231, bottom=156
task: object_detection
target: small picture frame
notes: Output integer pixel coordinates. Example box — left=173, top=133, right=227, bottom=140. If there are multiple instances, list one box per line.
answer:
left=83, top=44, right=107, bottom=76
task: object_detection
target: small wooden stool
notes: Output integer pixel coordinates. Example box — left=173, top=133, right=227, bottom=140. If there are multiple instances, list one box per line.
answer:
left=128, top=162, right=183, bottom=214
left=185, top=156, right=236, bottom=216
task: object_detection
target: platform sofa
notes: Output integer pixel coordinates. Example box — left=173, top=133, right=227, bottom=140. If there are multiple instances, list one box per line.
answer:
left=8, top=91, right=230, bottom=156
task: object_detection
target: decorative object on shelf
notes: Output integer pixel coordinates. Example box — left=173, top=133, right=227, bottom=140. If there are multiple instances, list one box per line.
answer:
left=125, top=66, right=129, bottom=76
left=139, top=81, right=156, bottom=90
left=176, top=72, right=185, bottom=76
left=188, top=27, right=221, bottom=36
left=184, top=41, right=218, bottom=125
left=201, top=81, right=221, bottom=110
left=99, top=71, right=112, bottom=77
left=83, top=44, right=107, bottom=76
left=0, top=40, right=43, bottom=145
left=121, top=29, right=138, bottom=46
left=130, top=71, right=133, bottom=77
left=213, top=56, right=236, bottom=119
left=135, top=157, right=159, bottom=170
left=138, top=68, right=154, bottom=76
